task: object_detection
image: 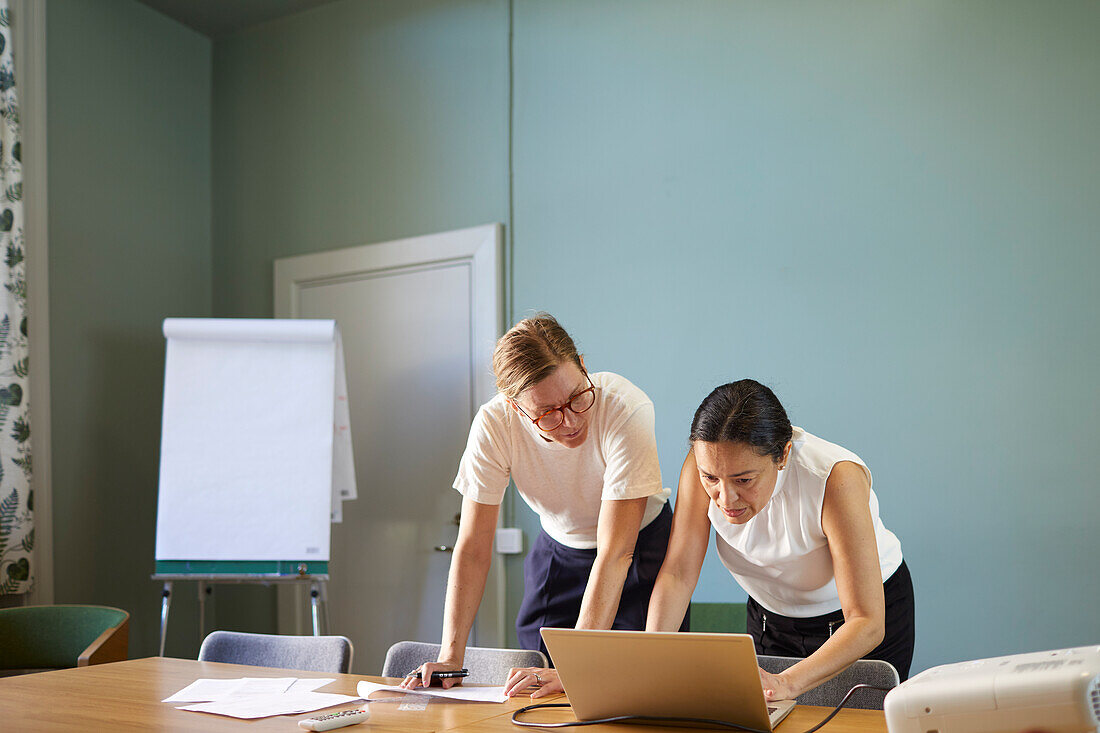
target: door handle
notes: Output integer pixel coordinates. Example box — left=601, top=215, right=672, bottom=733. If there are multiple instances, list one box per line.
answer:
left=438, top=513, right=461, bottom=551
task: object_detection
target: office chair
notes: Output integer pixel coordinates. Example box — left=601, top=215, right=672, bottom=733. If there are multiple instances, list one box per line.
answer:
left=757, top=654, right=900, bottom=710
left=198, top=630, right=353, bottom=674
left=0, top=604, right=129, bottom=673
left=382, top=640, right=548, bottom=684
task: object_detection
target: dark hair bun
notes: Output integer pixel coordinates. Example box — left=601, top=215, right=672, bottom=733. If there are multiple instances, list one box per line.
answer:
left=689, top=379, right=792, bottom=462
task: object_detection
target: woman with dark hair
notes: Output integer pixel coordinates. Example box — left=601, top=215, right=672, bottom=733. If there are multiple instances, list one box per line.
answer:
left=646, top=379, right=914, bottom=702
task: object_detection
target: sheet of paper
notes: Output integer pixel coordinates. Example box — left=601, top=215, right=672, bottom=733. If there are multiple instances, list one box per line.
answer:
left=236, top=678, right=297, bottom=695
left=163, top=677, right=296, bottom=703
left=179, top=691, right=361, bottom=719
left=331, top=330, right=357, bottom=518
left=287, top=678, right=335, bottom=693
left=356, top=680, right=508, bottom=704
left=163, top=678, right=246, bottom=703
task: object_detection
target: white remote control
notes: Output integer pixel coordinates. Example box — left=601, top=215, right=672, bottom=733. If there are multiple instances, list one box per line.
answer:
left=297, top=708, right=370, bottom=731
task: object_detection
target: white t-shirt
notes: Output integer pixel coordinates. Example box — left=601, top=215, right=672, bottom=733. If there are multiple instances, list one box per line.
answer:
left=710, top=427, right=904, bottom=617
left=453, top=371, right=670, bottom=549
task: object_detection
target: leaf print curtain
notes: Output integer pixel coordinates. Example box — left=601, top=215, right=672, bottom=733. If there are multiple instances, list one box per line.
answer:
left=0, top=2, right=33, bottom=596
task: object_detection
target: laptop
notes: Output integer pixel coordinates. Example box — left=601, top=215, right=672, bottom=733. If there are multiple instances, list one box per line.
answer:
left=541, top=628, right=796, bottom=731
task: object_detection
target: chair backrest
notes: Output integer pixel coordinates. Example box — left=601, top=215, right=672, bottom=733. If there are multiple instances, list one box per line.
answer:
left=0, top=604, right=129, bottom=670
left=757, top=654, right=899, bottom=710
left=382, top=641, right=548, bottom=684
left=198, top=631, right=353, bottom=674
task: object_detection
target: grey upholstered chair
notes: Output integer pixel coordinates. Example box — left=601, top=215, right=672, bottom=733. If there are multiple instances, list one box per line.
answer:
left=382, top=640, right=548, bottom=684
left=757, top=654, right=899, bottom=710
left=198, top=631, right=353, bottom=674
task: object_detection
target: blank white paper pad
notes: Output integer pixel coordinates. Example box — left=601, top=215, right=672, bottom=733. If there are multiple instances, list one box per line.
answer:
left=155, top=318, right=353, bottom=561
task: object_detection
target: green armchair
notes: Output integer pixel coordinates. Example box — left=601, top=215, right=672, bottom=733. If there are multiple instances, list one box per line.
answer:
left=0, top=604, right=129, bottom=672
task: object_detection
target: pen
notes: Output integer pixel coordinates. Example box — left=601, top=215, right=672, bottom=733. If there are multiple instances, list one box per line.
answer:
left=409, top=668, right=469, bottom=681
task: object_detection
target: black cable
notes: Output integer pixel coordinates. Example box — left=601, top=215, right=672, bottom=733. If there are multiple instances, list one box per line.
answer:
left=510, top=684, right=894, bottom=733
left=796, top=684, right=893, bottom=733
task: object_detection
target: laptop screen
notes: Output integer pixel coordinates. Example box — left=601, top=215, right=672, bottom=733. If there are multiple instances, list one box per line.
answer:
left=541, top=628, right=793, bottom=731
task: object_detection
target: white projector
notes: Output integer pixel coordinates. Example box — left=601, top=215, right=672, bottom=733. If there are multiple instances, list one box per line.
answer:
left=885, top=645, right=1100, bottom=733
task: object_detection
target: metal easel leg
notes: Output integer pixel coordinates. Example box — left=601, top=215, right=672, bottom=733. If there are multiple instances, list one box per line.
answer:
left=198, top=580, right=208, bottom=646
left=322, top=580, right=331, bottom=635
left=159, top=581, right=172, bottom=656
left=310, top=582, right=321, bottom=636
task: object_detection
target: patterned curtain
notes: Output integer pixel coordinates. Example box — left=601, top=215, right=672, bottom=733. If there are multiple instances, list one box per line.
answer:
left=0, top=2, right=33, bottom=596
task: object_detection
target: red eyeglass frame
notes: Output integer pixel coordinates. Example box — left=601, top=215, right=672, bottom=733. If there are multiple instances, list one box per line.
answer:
left=511, top=371, right=597, bottom=432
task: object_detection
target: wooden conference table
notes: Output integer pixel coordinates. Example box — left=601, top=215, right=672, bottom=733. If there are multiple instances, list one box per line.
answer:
left=0, top=657, right=887, bottom=732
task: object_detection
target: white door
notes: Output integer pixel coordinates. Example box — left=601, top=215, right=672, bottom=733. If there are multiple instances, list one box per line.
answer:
left=274, top=224, right=504, bottom=674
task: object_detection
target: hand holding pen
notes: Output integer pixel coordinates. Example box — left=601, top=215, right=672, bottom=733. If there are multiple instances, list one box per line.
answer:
left=398, top=662, right=469, bottom=689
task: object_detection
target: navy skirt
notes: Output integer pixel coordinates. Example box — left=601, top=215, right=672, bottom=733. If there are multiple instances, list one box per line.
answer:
left=516, top=502, right=685, bottom=662
left=746, top=560, right=915, bottom=680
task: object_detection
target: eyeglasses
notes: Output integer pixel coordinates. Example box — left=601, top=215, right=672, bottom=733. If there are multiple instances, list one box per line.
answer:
left=512, top=372, right=597, bottom=432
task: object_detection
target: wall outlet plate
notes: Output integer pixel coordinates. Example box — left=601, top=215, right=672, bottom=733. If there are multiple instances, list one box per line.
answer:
left=495, top=527, right=523, bottom=554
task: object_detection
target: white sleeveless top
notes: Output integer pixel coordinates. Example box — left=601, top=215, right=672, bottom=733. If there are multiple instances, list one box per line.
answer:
left=710, top=427, right=903, bottom=618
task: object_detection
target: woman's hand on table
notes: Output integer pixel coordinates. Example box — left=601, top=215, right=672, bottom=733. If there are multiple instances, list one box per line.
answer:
left=399, top=660, right=465, bottom=690
left=504, top=667, right=562, bottom=698
left=758, top=667, right=798, bottom=702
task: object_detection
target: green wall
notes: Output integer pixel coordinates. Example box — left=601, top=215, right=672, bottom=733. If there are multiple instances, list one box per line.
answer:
left=510, top=1, right=1100, bottom=674
left=45, top=0, right=1099, bottom=671
left=46, top=0, right=213, bottom=656
left=211, top=0, right=510, bottom=318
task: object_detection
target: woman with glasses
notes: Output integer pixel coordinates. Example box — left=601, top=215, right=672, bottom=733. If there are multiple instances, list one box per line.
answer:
left=402, top=313, right=676, bottom=697
left=645, top=379, right=914, bottom=702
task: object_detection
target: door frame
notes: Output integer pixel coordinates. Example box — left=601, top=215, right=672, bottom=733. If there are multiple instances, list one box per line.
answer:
left=273, top=223, right=505, bottom=648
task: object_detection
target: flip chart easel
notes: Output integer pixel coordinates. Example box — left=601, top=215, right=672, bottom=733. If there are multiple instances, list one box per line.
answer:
left=152, top=318, right=355, bottom=654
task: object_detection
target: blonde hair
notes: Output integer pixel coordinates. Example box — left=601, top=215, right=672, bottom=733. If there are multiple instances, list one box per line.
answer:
left=493, top=313, right=582, bottom=399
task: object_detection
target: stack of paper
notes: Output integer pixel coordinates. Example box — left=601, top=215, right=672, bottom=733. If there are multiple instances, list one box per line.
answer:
left=164, top=677, right=362, bottom=719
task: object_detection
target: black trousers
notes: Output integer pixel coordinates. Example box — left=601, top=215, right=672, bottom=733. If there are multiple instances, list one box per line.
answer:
left=516, top=502, right=687, bottom=664
left=746, top=560, right=915, bottom=680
